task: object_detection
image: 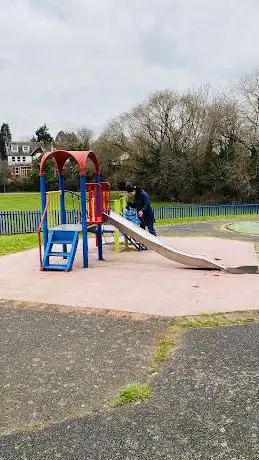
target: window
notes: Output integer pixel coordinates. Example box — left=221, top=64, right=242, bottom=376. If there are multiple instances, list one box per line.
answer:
left=11, top=145, right=19, bottom=153
left=22, top=156, right=26, bottom=162
left=22, top=145, right=30, bottom=153
left=15, top=167, right=20, bottom=176
left=17, top=156, right=21, bottom=162
left=12, top=157, right=15, bottom=163
left=20, top=167, right=31, bottom=178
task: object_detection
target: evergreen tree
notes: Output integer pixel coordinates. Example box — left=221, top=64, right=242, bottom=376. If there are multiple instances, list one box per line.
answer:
left=0, top=123, right=12, bottom=160
left=35, top=124, right=53, bottom=146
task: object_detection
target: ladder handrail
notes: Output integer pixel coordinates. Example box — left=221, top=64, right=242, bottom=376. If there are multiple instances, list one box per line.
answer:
left=37, top=193, right=51, bottom=270
left=64, top=190, right=80, bottom=199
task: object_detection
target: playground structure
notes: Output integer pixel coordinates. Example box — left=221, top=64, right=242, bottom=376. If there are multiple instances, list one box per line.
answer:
left=38, top=150, right=144, bottom=271
left=38, top=149, right=112, bottom=271
left=38, top=149, right=258, bottom=273
left=38, top=149, right=144, bottom=271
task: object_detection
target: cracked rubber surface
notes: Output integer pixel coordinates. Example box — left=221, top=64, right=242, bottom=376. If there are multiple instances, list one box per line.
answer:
left=0, top=323, right=258, bottom=459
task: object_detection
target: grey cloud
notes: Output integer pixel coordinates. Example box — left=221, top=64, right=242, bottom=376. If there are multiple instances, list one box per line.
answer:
left=25, top=0, right=76, bottom=21
left=139, top=27, right=177, bottom=67
left=0, top=57, right=8, bottom=71
left=0, top=0, right=259, bottom=138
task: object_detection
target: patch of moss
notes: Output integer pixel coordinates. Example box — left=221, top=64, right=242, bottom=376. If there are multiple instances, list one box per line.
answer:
left=151, top=312, right=257, bottom=373
left=112, top=384, right=152, bottom=407
left=153, top=339, right=176, bottom=363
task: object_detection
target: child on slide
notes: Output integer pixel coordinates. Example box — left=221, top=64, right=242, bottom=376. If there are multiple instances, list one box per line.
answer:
left=125, top=206, right=141, bottom=225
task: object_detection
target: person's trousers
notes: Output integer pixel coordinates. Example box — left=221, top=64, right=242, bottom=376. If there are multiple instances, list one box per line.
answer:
left=140, top=220, right=157, bottom=236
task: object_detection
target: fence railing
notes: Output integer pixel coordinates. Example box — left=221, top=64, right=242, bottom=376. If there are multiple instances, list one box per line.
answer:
left=153, top=203, right=259, bottom=220
left=0, top=210, right=82, bottom=235
left=0, top=204, right=258, bottom=235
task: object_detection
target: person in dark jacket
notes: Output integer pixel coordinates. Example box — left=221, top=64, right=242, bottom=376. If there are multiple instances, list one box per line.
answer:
left=126, top=185, right=157, bottom=236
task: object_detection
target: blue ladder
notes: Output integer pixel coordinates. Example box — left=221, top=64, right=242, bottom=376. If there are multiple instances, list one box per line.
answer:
left=42, top=230, right=79, bottom=272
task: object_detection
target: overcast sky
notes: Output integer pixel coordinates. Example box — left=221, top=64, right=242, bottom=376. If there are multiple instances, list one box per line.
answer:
left=0, top=0, right=258, bottom=139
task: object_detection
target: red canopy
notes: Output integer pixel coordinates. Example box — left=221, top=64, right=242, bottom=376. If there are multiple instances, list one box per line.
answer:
left=39, top=150, right=100, bottom=176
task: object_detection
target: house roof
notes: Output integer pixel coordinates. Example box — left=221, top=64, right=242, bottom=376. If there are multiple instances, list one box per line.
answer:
left=7, top=142, right=45, bottom=157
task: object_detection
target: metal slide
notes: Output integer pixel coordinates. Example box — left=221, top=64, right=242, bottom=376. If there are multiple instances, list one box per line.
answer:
left=103, top=211, right=226, bottom=270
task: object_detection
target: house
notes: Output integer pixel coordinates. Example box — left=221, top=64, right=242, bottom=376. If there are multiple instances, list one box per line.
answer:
left=6, top=142, right=45, bottom=178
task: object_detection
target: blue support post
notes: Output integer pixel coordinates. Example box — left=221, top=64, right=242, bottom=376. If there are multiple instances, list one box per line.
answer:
left=95, top=173, right=103, bottom=261
left=59, top=174, right=67, bottom=258
left=59, top=174, right=66, bottom=225
left=80, top=175, right=88, bottom=268
left=40, top=175, right=48, bottom=249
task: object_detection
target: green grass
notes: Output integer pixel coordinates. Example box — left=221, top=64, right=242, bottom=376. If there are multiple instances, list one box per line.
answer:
left=153, top=339, right=176, bottom=363
left=151, top=312, right=258, bottom=372
left=156, top=214, right=259, bottom=226
left=0, top=234, right=38, bottom=256
left=153, top=201, right=182, bottom=207
left=111, top=384, right=152, bottom=407
left=112, top=312, right=258, bottom=407
left=0, top=192, right=184, bottom=211
left=0, top=191, right=127, bottom=211
left=0, top=192, right=84, bottom=211
left=0, top=192, right=41, bottom=211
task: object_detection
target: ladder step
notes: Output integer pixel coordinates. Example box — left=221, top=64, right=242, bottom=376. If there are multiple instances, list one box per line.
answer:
left=43, top=264, right=71, bottom=271
left=42, top=230, right=79, bottom=272
left=50, top=240, right=73, bottom=245
left=49, top=252, right=70, bottom=257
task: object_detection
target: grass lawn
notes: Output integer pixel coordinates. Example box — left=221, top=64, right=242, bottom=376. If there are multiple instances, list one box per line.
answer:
left=152, top=201, right=182, bottom=207
left=0, top=191, right=128, bottom=211
left=0, top=192, right=85, bottom=211
left=0, top=192, right=181, bottom=211
left=0, top=234, right=38, bottom=256
left=156, top=214, right=259, bottom=225
left=0, top=193, right=41, bottom=211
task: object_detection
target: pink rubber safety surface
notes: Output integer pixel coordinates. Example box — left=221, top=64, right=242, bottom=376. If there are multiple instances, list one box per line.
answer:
left=0, top=237, right=258, bottom=317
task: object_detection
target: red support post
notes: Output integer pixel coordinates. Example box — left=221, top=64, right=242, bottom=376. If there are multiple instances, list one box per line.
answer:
left=94, top=184, right=98, bottom=222
left=108, top=185, right=111, bottom=212
left=88, top=184, right=93, bottom=223
left=100, top=183, right=103, bottom=216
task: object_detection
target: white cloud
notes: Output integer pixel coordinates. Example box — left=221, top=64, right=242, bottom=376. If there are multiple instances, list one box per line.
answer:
left=0, top=0, right=259, bottom=138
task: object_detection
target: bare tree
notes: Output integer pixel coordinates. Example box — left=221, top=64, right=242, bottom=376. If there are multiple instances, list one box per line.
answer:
left=77, top=128, right=94, bottom=150
left=234, top=72, right=259, bottom=195
left=0, top=160, right=10, bottom=193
